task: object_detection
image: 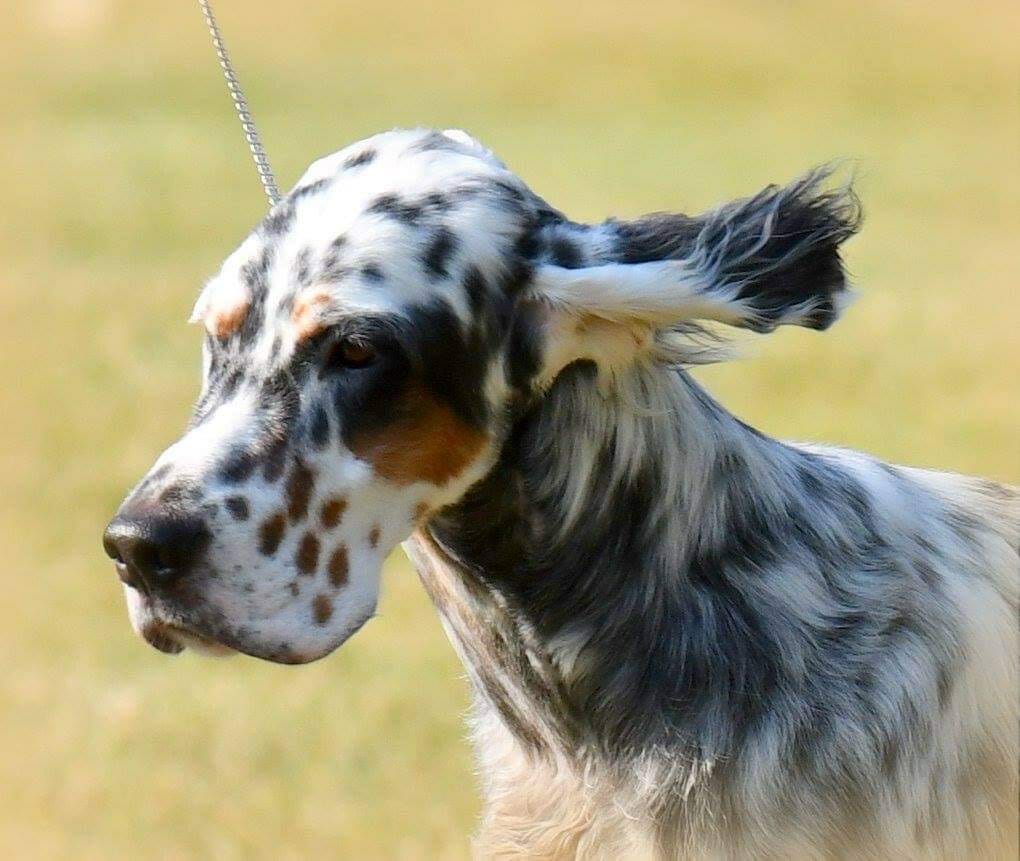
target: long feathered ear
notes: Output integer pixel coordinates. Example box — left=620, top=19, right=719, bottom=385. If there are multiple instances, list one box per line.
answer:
left=529, top=166, right=861, bottom=336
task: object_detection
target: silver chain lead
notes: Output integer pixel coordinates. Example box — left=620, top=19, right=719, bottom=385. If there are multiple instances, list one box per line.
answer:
left=197, top=0, right=281, bottom=207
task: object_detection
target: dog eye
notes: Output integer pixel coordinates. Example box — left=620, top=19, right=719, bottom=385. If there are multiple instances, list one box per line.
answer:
left=324, top=338, right=377, bottom=371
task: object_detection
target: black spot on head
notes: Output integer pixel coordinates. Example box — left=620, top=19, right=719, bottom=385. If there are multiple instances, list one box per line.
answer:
left=462, top=266, right=488, bottom=317
left=548, top=233, right=583, bottom=269
left=422, top=191, right=454, bottom=213
left=318, top=236, right=350, bottom=283
left=241, top=248, right=273, bottom=295
left=261, top=438, right=289, bottom=484
left=309, top=404, right=330, bottom=449
left=422, top=227, right=458, bottom=279
left=321, top=251, right=351, bottom=283
left=407, top=300, right=493, bottom=428
left=290, top=178, right=330, bottom=203
left=361, top=262, right=385, bottom=283
left=343, top=148, right=377, bottom=169
left=294, top=247, right=314, bottom=287
left=260, top=203, right=295, bottom=237
left=367, top=193, right=422, bottom=225
left=225, top=496, right=250, bottom=521
left=220, top=447, right=259, bottom=484
left=238, top=246, right=275, bottom=345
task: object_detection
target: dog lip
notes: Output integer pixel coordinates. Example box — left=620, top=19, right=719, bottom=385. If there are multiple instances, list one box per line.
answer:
left=140, top=620, right=185, bottom=655
left=114, top=561, right=148, bottom=593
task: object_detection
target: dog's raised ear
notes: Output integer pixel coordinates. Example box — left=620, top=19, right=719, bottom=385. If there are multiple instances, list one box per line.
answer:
left=522, top=167, right=861, bottom=382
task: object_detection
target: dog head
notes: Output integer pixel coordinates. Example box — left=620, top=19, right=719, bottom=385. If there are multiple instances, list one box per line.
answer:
left=104, top=128, right=858, bottom=662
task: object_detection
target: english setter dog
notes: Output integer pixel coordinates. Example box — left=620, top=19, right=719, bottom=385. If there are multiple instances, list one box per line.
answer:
left=104, top=129, right=1018, bottom=859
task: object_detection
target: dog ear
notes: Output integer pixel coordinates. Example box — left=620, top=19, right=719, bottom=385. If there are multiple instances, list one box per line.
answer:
left=524, top=167, right=860, bottom=383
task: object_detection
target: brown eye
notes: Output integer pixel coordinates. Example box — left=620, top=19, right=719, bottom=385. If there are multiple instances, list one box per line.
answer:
left=325, top=338, right=376, bottom=371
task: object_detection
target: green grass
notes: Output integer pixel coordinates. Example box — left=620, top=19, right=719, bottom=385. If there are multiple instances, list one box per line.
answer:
left=1, top=1, right=1017, bottom=857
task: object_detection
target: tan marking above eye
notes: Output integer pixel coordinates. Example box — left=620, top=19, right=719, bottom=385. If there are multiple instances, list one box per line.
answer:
left=347, top=382, right=488, bottom=487
left=208, top=296, right=251, bottom=340
left=368, top=525, right=381, bottom=549
left=291, top=288, right=334, bottom=343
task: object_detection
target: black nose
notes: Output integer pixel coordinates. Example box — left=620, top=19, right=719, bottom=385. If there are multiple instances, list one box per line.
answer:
left=103, top=511, right=210, bottom=592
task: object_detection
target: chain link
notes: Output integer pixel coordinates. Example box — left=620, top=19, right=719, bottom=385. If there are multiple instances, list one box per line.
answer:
left=197, top=0, right=281, bottom=207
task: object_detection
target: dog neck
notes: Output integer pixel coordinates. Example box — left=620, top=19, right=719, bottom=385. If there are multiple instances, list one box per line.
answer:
left=407, top=359, right=804, bottom=764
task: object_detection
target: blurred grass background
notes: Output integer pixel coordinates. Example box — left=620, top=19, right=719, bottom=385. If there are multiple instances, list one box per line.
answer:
left=1, top=1, right=1016, bottom=858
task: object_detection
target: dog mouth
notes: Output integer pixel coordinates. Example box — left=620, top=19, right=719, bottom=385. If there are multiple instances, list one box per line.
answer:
left=123, top=585, right=236, bottom=658
left=122, top=579, right=371, bottom=665
left=140, top=618, right=235, bottom=657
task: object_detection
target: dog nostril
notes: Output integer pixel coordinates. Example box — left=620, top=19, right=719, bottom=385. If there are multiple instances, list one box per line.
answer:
left=131, top=540, right=169, bottom=579
left=103, top=531, right=125, bottom=565
left=103, top=513, right=210, bottom=589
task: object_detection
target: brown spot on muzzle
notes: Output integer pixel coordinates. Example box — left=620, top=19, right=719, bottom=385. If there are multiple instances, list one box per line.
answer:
left=295, top=532, right=320, bottom=575
left=319, top=497, right=347, bottom=529
left=327, top=545, right=349, bottom=588
left=259, top=512, right=287, bottom=556
left=312, top=594, right=333, bottom=624
left=347, top=382, right=488, bottom=487
left=285, top=461, right=316, bottom=523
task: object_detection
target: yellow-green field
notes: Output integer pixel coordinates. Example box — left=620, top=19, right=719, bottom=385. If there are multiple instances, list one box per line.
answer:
left=2, top=1, right=1016, bottom=858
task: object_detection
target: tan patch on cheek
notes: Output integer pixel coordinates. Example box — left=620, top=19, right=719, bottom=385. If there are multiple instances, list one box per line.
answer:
left=348, top=383, right=488, bottom=487
left=207, top=296, right=251, bottom=340
left=291, top=287, right=333, bottom=343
